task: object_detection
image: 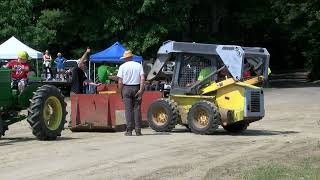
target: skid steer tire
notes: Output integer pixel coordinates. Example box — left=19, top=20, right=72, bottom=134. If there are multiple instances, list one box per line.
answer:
left=184, top=124, right=191, bottom=132
left=27, top=85, right=67, bottom=140
left=147, top=98, right=179, bottom=132
left=222, top=121, right=248, bottom=133
left=187, top=100, right=219, bottom=135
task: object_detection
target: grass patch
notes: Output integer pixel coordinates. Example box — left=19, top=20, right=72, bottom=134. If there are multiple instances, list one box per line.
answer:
left=242, top=155, right=320, bottom=180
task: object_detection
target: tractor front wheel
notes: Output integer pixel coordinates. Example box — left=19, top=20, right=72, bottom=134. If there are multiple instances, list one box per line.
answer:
left=147, top=99, right=180, bottom=132
left=187, top=100, right=219, bottom=135
left=27, top=85, right=67, bottom=140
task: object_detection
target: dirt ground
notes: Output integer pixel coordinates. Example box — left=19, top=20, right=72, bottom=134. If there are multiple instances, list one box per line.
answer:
left=0, top=87, right=320, bottom=180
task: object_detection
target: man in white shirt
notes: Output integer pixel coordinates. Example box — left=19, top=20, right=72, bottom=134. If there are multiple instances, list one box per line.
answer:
left=117, top=50, right=145, bottom=136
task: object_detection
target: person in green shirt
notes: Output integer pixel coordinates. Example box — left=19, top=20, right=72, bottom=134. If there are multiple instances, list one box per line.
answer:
left=186, top=66, right=213, bottom=87
left=197, top=67, right=212, bottom=81
left=98, top=65, right=110, bottom=83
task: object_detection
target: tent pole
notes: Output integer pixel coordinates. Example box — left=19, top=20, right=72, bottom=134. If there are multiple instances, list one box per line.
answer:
left=89, top=61, right=91, bottom=81
left=94, top=63, right=96, bottom=83
left=88, top=61, right=91, bottom=92
left=36, top=59, right=39, bottom=77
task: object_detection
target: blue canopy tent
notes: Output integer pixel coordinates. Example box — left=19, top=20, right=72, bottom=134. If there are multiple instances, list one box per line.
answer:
left=89, top=41, right=143, bottom=81
left=90, top=41, right=142, bottom=63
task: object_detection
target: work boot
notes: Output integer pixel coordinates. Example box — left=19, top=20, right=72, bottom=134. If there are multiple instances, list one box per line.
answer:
left=68, top=120, right=72, bottom=129
left=124, top=130, right=132, bottom=136
left=135, top=129, right=142, bottom=136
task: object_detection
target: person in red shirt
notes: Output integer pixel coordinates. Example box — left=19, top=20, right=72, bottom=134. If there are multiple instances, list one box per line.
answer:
left=243, top=58, right=252, bottom=79
left=4, top=51, right=30, bottom=92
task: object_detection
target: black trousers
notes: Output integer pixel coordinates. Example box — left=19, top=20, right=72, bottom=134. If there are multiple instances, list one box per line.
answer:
left=44, top=66, right=53, bottom=78
left=122, top=85, right=142, bottom=131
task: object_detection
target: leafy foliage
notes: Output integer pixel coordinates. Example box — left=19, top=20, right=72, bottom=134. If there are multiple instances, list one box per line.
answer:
left=0, top=0, right=319, bottom=79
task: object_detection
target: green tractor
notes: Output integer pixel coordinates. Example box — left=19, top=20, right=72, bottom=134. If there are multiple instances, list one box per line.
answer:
left=0, top=68, right=67, bottom=140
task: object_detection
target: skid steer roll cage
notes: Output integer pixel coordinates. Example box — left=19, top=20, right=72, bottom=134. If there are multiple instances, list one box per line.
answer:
left=147, top=41, right=270, bottom=87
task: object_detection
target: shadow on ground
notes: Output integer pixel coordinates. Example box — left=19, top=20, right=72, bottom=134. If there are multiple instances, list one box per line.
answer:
left=64, top=127, right=299, bottom=137
left=268, top=81, right=320, bottom=88
left=171, top=128, right=299, bottom=136
left=141, top=132, right=172, bottom=136
left=213, top=129, right=299, bottom=136
left=0, top=136, right=80, bottom=146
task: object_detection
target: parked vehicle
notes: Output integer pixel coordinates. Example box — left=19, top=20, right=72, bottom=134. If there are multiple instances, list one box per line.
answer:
left=0, top=60, right=8, bottom=67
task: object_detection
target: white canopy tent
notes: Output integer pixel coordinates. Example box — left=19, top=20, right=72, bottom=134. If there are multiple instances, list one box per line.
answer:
left=0, top=36, right=43, bottom=76
left=0, top=36, right=43, bottom=59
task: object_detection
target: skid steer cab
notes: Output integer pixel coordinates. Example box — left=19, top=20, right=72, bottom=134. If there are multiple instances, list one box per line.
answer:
left=146, top=41, right=270, bottom=134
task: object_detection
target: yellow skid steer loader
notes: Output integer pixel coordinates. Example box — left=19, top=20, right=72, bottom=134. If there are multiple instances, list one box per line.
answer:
left=146, top=41, right=270, bottom=134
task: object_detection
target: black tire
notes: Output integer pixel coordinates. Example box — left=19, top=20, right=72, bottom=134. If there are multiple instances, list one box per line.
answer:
left=222, top=121, right=248, bottom=133
left=0, top=116, right=8, bottom=138
left=0, top=118, right=2, bottom=139
left=147, top=98, right=180, bottom=132
left=184, top=124, right=191, bottom=132
left=187, top=100, right=219, bottom=135
left=27, top=85, right=67, bottom=140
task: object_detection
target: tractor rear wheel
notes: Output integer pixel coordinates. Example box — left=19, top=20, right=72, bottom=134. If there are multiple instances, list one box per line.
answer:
left=187, top=100, right=219, bottom=135
left=222, top=121, right=248, bottom=133
left=0, top=116, right=8, bottom=138
left=27, top=85, right=67, bottom=140
left=147, top=98, right=180, bottom=132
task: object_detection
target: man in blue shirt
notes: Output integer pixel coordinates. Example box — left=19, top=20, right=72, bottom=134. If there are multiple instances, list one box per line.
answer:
left=55, top=52, right=66, bottom=81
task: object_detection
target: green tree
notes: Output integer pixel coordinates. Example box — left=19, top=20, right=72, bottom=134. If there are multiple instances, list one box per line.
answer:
left=0, top=0, right=34, bottom=43
left=32, top=9, right=67, bottom=49
left=0, top=0, right=319, bottom=79
left=272, top=0, right=320, bottom=79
